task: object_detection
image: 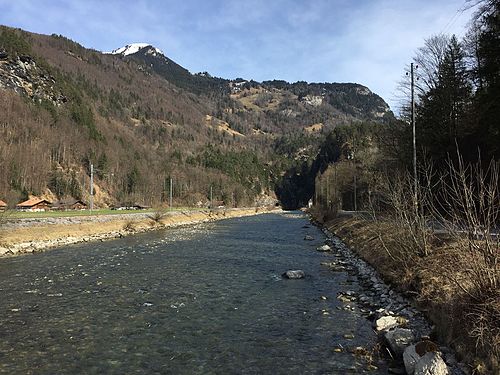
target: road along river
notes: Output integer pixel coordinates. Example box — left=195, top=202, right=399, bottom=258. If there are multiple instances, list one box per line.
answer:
left=0, top=212, right=393, bottom=374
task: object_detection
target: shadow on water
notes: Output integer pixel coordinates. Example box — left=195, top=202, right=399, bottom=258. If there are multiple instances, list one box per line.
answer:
left=0, top=212, right=389, bottom=374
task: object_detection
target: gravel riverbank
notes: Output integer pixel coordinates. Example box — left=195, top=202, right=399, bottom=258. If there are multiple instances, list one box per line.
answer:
left=0, top=208, right=276, bottom=256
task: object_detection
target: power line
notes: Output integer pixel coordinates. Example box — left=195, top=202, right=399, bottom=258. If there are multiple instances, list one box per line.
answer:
left=440, top=0, right=470, bottom=35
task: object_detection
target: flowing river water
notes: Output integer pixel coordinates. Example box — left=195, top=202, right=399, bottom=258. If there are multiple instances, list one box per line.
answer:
left=0, top=212, right=390, bottom=374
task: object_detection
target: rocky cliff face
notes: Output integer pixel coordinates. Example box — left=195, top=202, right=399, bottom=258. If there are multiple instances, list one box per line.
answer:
left=0, top=51, right=66, bottom=105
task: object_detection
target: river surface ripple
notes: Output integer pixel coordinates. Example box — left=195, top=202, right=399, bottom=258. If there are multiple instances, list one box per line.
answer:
left=0, top=212, right=388, bottom=374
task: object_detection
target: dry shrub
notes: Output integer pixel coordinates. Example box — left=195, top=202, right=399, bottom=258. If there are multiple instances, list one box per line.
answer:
left=370, top=167, right=436, bottom=272
left=122, top=219, right=136, bottom=232
left=0, top=209, right=11, bottom=243
left=433, top=156, right=500, bottom=364
left=147, top=208, right=167, bottom=226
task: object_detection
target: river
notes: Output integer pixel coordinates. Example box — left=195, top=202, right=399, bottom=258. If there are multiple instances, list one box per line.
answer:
left=0, top=212, right=389, bottom=374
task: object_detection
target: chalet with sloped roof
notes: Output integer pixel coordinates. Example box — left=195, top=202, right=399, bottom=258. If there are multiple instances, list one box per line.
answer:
left=16, top=197, right=51, bottom=211
left=51, top=198, right=87, bottom=211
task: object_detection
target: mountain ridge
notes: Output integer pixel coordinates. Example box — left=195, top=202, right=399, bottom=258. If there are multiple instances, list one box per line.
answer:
left=109, top=41, right=393, bottom=123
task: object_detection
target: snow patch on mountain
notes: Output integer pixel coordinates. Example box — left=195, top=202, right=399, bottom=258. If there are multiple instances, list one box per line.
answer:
left=106, top=43, right=163, bottom=57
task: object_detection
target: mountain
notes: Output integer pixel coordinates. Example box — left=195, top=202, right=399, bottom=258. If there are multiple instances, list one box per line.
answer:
left=109, top=42, right=230, bottom=96
left=0, top=26, right=395, bottom=208
left=109, top=42, right=393, bottom=126
left=108, top=43, right=164, bottom=56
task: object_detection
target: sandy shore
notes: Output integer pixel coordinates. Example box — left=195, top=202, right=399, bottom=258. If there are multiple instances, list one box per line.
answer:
left=0, top=208, right=278, bottom=256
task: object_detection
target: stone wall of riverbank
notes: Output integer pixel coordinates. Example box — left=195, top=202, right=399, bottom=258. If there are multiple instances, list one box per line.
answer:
left=0, top=208, right=277, bottom=256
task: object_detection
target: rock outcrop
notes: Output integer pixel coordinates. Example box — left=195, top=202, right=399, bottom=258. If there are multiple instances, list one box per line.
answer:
left=0, top=53, right=67, bottom=105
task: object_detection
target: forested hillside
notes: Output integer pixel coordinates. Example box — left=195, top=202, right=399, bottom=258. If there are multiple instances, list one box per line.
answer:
left=0, top=26, right=392, bottom=208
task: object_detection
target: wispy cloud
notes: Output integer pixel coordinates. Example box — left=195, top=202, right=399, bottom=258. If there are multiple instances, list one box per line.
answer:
left=0, top=0, right=476, bottom=110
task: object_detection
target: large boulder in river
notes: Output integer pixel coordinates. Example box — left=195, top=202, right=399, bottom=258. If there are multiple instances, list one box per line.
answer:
left=304, top=235, right=314, bottom=241
left=282, top=270, right=305, bottom=279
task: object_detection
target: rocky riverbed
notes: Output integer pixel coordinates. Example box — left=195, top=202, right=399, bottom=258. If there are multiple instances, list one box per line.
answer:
left=318, top=226, right=470, bottom=375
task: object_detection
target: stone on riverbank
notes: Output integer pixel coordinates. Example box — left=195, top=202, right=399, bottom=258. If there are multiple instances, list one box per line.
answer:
left=316, top=244, right=331, bottom=252
left=374, top=315, right=399, bottom=331
left=385, top=328, right=415, bottom=356
left=316, top=224, right=463, bottom=375
left=404, top=341, right=448, bottom=375
left=282, top=270, right=305, bottom=279
left=414, top=352, right=449, bottom=375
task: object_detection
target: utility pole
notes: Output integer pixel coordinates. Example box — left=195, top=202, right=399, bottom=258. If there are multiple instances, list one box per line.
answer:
left=169, top=177, right=173, bottom=211
left=410, top=62, right=418, bottom=208
left=352, top=145, right=357, bottom=212
left=354, top=173, right=357, bottom=211
left=210, top=185, right=213, bottom=209
left=90, top=163, right=94, bottom=213
left=326, top=173, right=330, bottom=209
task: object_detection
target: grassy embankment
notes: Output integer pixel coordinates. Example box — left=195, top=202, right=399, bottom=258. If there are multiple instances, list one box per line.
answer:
left=311, top=209, right=499, bottom=374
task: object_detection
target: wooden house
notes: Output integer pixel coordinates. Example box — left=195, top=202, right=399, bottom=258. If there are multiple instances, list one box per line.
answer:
left=51, top=198, right=87, bottom=211
left=16, top=197, right=52, bottom=211
left=0, top=200, right=7, bottom=211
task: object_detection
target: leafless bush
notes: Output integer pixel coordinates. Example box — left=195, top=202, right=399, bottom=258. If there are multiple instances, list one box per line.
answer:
left=436, top=155, right=499, bottom=296
left=372, top=166, right=436, bottom=269
left=364, top=154, right=499, bottom=365
left=434, top=155, right=499, bottom=357
left=122, top=219, right=137, bottom=232
left=253, top=92, right=273, bottom=107
left=147, top=208, right=167, bottom=226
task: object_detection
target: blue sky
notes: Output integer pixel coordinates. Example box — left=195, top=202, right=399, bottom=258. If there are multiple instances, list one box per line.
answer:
left=0, top=0, right=476, bottom=111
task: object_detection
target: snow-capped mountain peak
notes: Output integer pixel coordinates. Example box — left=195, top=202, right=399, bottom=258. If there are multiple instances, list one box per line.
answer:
left=107, top=43, right=164, bottom=57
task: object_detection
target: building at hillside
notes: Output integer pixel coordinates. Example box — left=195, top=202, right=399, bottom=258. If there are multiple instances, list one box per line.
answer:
left=16, top=197, right=52, bottom=212
left=0, top=200, right=7, bottom=211
left=51, top=198, right=87, bottom=211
